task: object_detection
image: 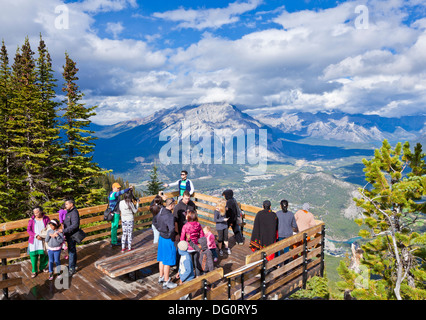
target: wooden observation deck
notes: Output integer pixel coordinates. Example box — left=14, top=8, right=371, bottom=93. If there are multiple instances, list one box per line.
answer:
left=0, top=192, right=325, bottom=300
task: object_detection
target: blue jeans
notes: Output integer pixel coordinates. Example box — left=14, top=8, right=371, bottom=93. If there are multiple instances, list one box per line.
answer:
left=66, top=237, right=77, bottom=271
left=275, top=237, right=290, bottom=257
left=48, top=249, right=61, bottom=273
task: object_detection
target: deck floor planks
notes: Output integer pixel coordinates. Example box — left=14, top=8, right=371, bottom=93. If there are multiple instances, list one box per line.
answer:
left=5, top=228, right=252, bottom=300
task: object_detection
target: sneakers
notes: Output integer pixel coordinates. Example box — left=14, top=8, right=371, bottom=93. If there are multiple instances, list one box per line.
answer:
left=158, top=276, right=164, bottom=284
left=219, top=250, right=223, bottom=256
left=163, top=280, right=177, bottom=289
left=227, top=248, right=231, bottom=255
left=48, top=273, right=54, bottom=281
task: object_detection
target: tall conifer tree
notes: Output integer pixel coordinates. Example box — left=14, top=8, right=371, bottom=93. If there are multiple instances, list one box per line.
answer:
left=34, top=35, right=62, bottom=210
left=0, top=40, right=13, bottom=221
left=8, top=37, right=48, bottom=214
left=58, top=52, right=106, bottom=206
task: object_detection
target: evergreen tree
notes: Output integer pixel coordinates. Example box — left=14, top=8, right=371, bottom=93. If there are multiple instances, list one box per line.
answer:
left=0, top=39, right=13, bottom=221
left=146, top=164, right=164, bottom=196
left=340, top=140, right=426, bottom=300
left=57, top=52, right=107, bottom=207
left=8, top=37, right=49, bottom=214
left=34, top=35, right=63, bottom=211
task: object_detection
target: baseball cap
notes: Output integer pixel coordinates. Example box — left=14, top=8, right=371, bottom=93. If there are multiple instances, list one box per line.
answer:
left=112, top=182, right=121, bottom=189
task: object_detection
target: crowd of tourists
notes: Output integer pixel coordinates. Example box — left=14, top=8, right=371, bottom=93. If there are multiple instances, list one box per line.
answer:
left=26, top=169, right=318, bottom=294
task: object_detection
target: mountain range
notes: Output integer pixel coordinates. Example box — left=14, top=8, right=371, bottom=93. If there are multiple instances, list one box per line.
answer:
left=91, top=103, right=426, bottom=173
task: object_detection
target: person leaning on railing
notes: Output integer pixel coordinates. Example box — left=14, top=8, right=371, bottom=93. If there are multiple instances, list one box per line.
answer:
left=108, top=182, right=133, bottom=248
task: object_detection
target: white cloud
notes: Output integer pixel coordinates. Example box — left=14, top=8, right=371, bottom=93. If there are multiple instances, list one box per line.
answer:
left=106, top=22, right=124, bottom=39
left=153, top=0, right=262, bottom=30
left=76, top=0, right=137, bottom=13
left=1, top=0, right=426, bottom=125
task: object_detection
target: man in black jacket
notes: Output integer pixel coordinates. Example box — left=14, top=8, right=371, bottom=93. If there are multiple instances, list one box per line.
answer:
left=173, top=190, right=196, bottom=237
left=63, top=199, right=80, bottom=276
left=222, top=189, right=244, bottom=245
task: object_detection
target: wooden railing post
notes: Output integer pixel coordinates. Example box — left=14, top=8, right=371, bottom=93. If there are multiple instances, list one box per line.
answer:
left=240, top=273, right=245, bottom=300
left=0, top=248, right=22, bottom=300
left=1, top=257, right=7, bottom=299
left=260, top=252, right=267, bottom=300
left=202, top=279, right=208, bottom=300
left=302, top=232, right=308, bottom=289
left=320, top=225, right=325, bottom=277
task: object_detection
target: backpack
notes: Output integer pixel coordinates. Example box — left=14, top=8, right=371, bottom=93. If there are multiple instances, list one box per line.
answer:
left=103, top=193, right=120, bottom=222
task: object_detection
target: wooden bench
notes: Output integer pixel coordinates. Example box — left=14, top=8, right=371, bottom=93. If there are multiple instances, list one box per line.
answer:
left=95, top=243, right=158, bottom=278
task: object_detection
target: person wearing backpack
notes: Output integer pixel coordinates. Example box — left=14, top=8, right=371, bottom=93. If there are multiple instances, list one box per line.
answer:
left=222, top=189, right=244, bottom=245
left=109, top=183, right=133, bottom=247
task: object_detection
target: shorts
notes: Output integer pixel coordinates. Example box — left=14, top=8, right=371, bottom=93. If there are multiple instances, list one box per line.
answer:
left=157, top=236, right=176, bottom=266
left=217, top=228, right=228, bottom=242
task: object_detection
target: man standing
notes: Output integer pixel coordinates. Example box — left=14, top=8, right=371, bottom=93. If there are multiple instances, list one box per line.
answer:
left=275, top=200, right=298, bottom=257
left=63, top=199, right=80, bottom=276
left=222, top=189, right=244, bottom=246
left=109, top=182, right=133, bottom=247
left=173, top=190, right=196, bottom=237
left=163, top=170, right=194, bottom=198
left=156, top=198, right=178, bottom=289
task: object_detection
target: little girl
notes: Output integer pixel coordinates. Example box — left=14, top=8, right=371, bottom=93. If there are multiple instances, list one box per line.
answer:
left=45, top=219, right=64, bottom=281
left=180, top=210, right=204, bottom=251
left=214, top=199, right=230, bottom=256
left=203, top=226, right=218, bottom=263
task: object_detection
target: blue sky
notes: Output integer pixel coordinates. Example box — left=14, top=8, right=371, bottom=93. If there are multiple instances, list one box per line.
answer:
left=1, top=0, right=426, bottom=125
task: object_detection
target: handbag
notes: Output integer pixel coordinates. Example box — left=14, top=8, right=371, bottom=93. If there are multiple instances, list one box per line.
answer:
left=103, top=207, right=114, bottom=222
left=71, top=229, right=86, bottom=243
left=104, top=197, right=119, bottom=222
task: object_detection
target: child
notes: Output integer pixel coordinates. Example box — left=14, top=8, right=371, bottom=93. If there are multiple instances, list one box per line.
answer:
left=177, top=240, right=195, bottom=300
left=58, top=205, right=68, bottom=260
left=180, top=210, right=204, bottom=252
left=203, top=226, right=218, bottom=263
left=119, top=192, right=139, bottom=252
left=214, top=199, right=230, bottom=256
left=45, top=219, right=64, bottom=281
left=177, top=240, right=195, bottom=284
left=188, top=236, right=214, bottom=275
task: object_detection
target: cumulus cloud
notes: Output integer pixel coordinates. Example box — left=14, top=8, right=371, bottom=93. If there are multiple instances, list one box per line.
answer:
left=1, top=0, right=426, bottom=124
left=152, top=0, right=262, bottom=30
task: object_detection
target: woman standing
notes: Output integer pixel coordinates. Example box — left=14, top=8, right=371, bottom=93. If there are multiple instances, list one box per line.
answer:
left=249, top=200, right=278, bottom=261
left=214, top=199, right=230, bottom=256
left=119, top=192, right=139, bottom=252
left=27, top=206, right=50, bottom=278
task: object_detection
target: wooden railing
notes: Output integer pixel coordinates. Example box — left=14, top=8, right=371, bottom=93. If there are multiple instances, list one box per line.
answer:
left=0, top=192, right=257, bottom=260
left=152, top=221, right=326, bottom=300
left=0, top=248, right=22, bottom=299
left=0, top=191, right=325, bottom=300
